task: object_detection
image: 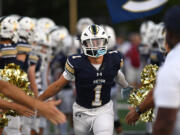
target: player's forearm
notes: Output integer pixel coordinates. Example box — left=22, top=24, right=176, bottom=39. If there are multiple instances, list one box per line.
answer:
left=153, top=108, right=178, bottom=135
left=116, top=70, right=129, bottom=88
left=0, top=100, right=28, bottom=112
left=139, top=90, right=154, bottom=113
left=0, top=99, right=16, bottom=110
left=16, top=54, right=26, bottom=62
left=0, top=80, right=37, bottom=110
left=38, top=75, right=68, bottom=101
left=28, top=65, right=39, bottom=97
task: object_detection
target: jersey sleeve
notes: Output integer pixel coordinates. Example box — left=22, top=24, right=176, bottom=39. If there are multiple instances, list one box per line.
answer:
left=28, top=52, right=39, bottom=66
left=63, top=71, right=75, bottom=81
left=64, top=56, right=75, bottom=76
left=0, top=43, right=17, bottom=58
left=119, top=53, right=124, bottom=69
left=63, top=56, right=75, bottom=81
left=115, top=69, right=129, bottom=88
left=16, top=42, right=32, bottom=55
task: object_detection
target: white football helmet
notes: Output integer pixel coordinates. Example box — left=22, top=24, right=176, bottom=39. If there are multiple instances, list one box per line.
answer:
left=76, top=17, right=94, bottom=34
left=48, top=26, right=69, bottom=47
left=140, top=21, right=157, bottom=47
left=18, top=17, right=35, bottom=42
left=33, top=29, right=52, bottom=59
left=102, top=25, right=116, bottom=50
left=37, top=18, right=55, bottom=33
left=0, top=16, right=19, bottom=42
left=33, top=30, right=49, bottom=46
left=81, top=24, right=108, bottom=57
left=48, top=26, right=73, bottom=55
left=155, top=22, right=166, bottom=52
left=9, top=14, right=20, bottom=20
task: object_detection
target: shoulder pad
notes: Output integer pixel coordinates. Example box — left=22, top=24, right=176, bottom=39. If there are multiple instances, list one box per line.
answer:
left=65, top=55, right=81, bottom=75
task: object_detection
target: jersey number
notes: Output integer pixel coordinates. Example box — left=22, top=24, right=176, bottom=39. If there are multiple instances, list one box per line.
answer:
left=92, top=85, right=102, bottom=106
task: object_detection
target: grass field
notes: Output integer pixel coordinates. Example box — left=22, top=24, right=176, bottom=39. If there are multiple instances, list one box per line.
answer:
left=118, top=109, right=146, bottom=131
left=118, top=99, right=146, bottom=132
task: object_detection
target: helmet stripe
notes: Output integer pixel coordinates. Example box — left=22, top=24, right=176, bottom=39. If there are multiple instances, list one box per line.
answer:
left=90, top=25, right=98, bottom=35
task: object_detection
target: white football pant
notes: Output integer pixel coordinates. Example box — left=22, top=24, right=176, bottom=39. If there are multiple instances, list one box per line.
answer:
left=73, top=100, right=114, bottom=135
left=4, top=116, right=21, bottom=135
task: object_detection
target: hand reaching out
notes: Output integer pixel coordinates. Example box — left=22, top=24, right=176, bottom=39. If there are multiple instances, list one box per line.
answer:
left=125, top=106, right=140, bottom=125
left=36, top=99, right=66, bottom=125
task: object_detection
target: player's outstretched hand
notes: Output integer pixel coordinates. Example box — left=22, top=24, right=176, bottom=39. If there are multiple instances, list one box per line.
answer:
left=121, top=86, right=133, bottom=99
left=125, top=106, right=140, bottom=125
left=37, top=99, right=66, bottom=125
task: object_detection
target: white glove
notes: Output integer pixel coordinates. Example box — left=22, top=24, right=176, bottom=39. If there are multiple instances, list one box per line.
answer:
left=121, top=86, right=133, bottom=99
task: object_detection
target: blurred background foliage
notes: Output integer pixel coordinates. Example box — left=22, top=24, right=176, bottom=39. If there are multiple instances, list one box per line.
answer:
left=2, top=0, right=180, bottom=36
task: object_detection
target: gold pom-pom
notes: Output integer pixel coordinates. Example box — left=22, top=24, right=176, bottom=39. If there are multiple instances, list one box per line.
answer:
left=0, top=63, right=34, bottom=127
left=128, top=64, right=158, bottom=122
left=0, top=114, right=9, bottom=128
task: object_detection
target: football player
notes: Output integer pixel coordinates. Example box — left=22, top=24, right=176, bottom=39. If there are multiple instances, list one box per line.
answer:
left=49, top=26, right=75, bottom=135
left=0, top=15, right=22, bottom=135
left=38, top=24, right=132, bottom=135
left=16, top=16, right=38, bottom=135
left=29, top=29, right=50, bottom=135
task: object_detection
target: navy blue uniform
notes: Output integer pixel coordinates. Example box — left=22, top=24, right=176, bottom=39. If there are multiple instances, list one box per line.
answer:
left=16, top=39, right=32, bottom=72
left=149, top=48, right=165, bottom=66
left=65, top=50, right=124, bottom=108
left=51, top=52, right=71, bottom=89
left=0, top=42, right=23, bottom=69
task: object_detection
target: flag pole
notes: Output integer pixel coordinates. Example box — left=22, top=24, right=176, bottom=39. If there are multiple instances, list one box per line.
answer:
left=69, top=0, right=78, bottom=35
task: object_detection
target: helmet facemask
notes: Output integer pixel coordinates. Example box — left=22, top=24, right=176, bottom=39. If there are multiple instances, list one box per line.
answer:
left=82, top=38, right=107, bottom=57
left=156, top=23, right=167, bottom=52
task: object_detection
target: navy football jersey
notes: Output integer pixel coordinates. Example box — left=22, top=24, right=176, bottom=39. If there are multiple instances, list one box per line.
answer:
left=65, top=50, right=124, bottom=108
left=51, top=52, right=71, bottom=89
left=28, top=52, right=39, bottom=66
left=0, top=43, right=17, bottom=58
left=149, top=49, right=165, bottom=66
left=0, top=42, right=24, bottom=69
left=16, top=38, right=32, bottom=55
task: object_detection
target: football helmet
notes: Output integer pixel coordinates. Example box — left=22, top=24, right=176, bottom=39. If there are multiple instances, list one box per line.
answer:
left=33, top=29, right=50, bottom=46
left=0, top=16, right=19, bottom=42
left=155, top=22, right=166, bottom=52
left=76, top=17, right=94, bottom=34
left=37, top=18, right=55, bottom=34
left=140, top=21, right=157, bottom=47
left=48, top=26, right=69, bottom=47
left=48, top=26, right=73, bottom=55
left=33, top=29, right=53, bottom=59
left=102, top=25, right=116, bottom=50
left=80, top=24, right=108, bottom=57
left=9, top=14, right=20, bottom=20
left=18, top=17, right=35, bottom=42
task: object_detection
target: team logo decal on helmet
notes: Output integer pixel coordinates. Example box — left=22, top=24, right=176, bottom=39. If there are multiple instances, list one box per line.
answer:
left=89, top=25, right=99, bottom=35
